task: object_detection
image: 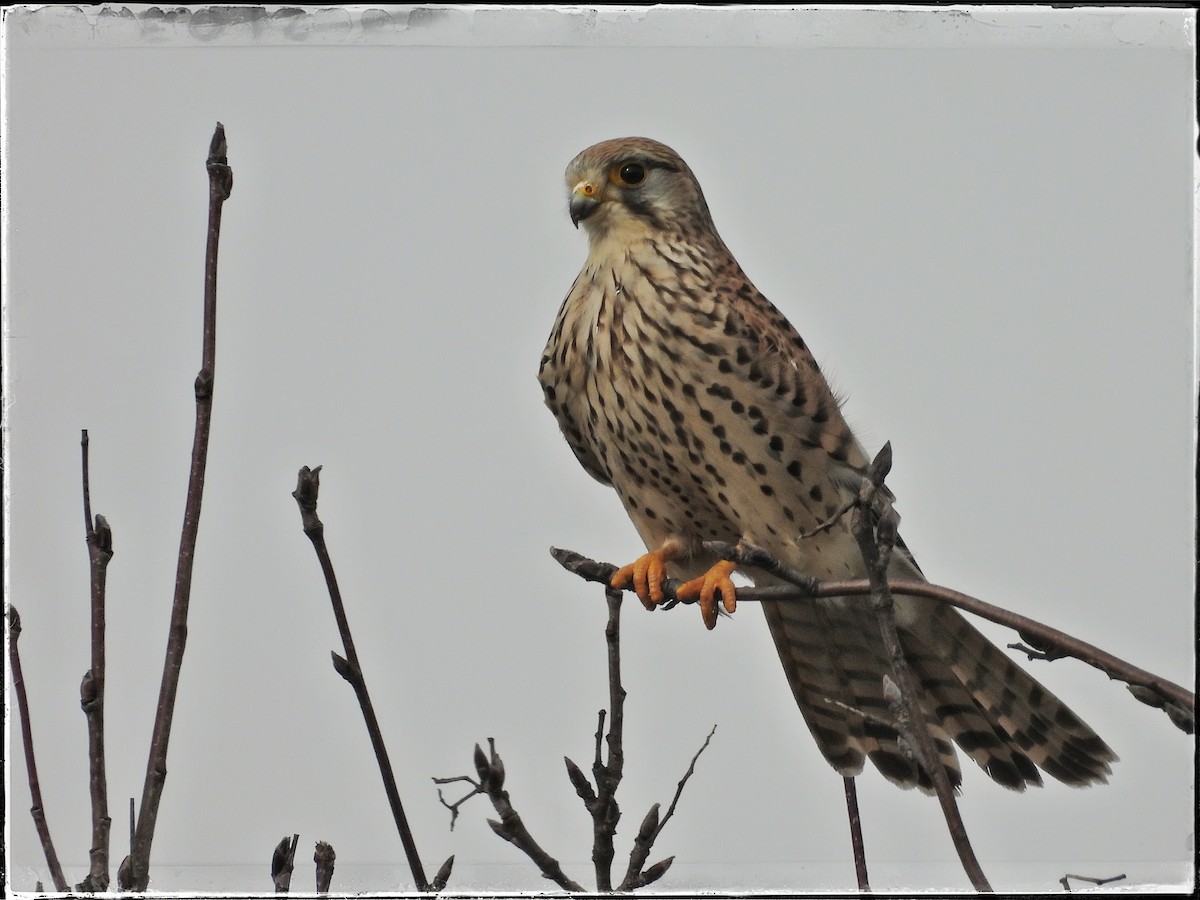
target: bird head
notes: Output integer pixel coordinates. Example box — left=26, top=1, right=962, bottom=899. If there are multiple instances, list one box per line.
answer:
left=564, top=137, right=715, bottom=241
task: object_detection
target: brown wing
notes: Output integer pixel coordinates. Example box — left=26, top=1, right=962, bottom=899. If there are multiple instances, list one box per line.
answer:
left=538, top=274, right=614, bottom=487
left=714, top=270, right=1115, bottom=790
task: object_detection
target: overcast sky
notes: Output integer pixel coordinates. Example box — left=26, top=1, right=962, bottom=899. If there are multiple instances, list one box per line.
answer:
left=3, top=5, right=1195, bottom=895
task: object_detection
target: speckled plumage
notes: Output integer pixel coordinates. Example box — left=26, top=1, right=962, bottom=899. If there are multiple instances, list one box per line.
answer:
left=539, top=137, right=1116, bottom=791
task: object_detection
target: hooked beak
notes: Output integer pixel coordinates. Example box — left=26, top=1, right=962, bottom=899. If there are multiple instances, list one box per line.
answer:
left=569, top=180, right=601, bottom=228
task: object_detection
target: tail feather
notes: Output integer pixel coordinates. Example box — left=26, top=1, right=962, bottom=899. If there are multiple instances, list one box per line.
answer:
left=760, top=575, right=1116, bottom=792
left=915, top=602, right=1117, bottom=787
left=761, top=597, right=867, bottom=775
left=762, top=591, right=964, bottom=792
left=901, top=628, right=1044, bottom=791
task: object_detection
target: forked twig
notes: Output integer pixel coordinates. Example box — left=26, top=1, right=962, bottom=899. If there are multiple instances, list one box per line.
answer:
left=431, top=775, right=483, bottom=831
left=129, top=122, right=233, bottom=891
left=435, top=588, right=703, bottom=891
left=461, top=739, right=586, bottom=892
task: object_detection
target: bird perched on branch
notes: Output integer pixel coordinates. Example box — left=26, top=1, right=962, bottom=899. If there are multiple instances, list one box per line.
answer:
left=538, top=136, right=1116, bottom=792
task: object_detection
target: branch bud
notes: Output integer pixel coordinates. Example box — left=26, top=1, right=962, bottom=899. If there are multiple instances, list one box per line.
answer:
left=93, top=514, right=113, bottom=555
left=1134, top=685, right=1198, bottom=733
left=881, top=674, right=903, bottom=709
left=270, top=836, right=291, bottom=879
left=563, top=756, right=596, bottom=803
left=331, top=651, right=355, bottom=683
left=870, top=441, right=893, bottom=483
left=80, top=669, right=98, bottom=711
left=489, top=748, right=506, bottom=791
left=641, top=856, right=675, bottom=886
left=473, top=743, right=490, bottom=788
left=116, top=856, right=133, bottom=891
left=637, top=802, right=661, bottom=841
left=432, top=854, right=455, bottom=891
left=313, top=840, right=335, bottom=865
left=293, top=465, right=323, bottom=508
left=487, top=818, right=516, bottom=846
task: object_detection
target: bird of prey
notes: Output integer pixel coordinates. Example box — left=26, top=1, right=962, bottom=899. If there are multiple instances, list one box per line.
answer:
left=538, top=136, right=1116, bottom=791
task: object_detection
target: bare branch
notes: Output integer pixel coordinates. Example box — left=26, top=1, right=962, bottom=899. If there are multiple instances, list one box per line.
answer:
left=79, top=430, right=112, bottom=893
left=550, top=545, right=1194, bottom=731
left=7, top=606, right=70, bottom=892
left=292, top=464, right=430, bottom=891
left=129, top=122, right=233, bottom=891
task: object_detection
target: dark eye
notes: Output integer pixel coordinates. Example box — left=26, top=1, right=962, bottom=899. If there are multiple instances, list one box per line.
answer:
left=615, top=162, right=646, bottom=186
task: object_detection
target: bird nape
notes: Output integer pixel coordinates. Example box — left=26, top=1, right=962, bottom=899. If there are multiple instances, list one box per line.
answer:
left=538, top=136, right=1116, bottom=793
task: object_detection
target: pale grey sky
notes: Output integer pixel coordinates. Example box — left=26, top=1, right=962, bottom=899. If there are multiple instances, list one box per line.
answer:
left=3, top=5, right=1195, bottom=895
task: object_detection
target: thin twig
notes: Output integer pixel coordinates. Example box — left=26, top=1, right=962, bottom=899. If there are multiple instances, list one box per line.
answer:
left=799, top=496, right=858, bottom=539
left=431, top=775, right=483, bottom=831
left=550, top=546, right=1193, bottom=730
left=79, top=429, right=112, bottom=892
left=129, top=121, right=233, bottom=892
left=1059, top=871, right=1126, bottom=891
left=850, top=443, right=990, bottom=892
left=653, top=724, right=716, bottom=843
left=617, top=725, right=716, bottom=891
left=291, top=465, right=431, bottom=891
left=843, top=776, right=870, bottom=893
left=7, top=606, right=70, bottom=892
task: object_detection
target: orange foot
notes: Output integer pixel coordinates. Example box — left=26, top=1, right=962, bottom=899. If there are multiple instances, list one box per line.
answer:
left=676, top=560, right=738, bottom=630
left=610, top=540, right=681, bottom=610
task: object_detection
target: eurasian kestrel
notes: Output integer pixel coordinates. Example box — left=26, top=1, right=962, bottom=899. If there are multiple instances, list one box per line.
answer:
left=539, top=136, right=1116, bottom=791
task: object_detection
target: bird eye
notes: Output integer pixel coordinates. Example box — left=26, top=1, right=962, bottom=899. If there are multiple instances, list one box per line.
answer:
left=612, top=162, right=646, bottom=187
